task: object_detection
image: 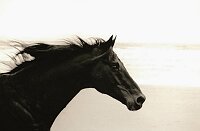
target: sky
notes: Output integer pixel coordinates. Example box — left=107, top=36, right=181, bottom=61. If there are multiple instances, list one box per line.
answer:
left=0, top=0, right=200, bottom=44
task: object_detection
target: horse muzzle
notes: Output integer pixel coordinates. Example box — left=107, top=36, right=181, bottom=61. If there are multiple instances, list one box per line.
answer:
left=126, top=94, right=146, bottom=111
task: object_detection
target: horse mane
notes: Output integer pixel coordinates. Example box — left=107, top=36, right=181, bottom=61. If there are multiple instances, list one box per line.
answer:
left=1, top=37, right=106, bottom=75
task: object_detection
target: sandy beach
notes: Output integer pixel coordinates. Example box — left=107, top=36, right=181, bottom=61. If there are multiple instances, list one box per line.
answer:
left=52, top=86, right=200, bottom=131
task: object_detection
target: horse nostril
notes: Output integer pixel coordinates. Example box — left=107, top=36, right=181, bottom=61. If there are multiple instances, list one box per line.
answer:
left=136, top=95, right=146, bottom=105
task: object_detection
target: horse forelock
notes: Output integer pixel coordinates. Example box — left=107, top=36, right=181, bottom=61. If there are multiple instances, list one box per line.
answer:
left=1, top=37, right=109, bottom=75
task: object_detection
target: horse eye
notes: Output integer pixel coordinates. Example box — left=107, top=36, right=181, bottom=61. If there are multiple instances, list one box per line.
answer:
left=111, top=63, right=120, bottom=71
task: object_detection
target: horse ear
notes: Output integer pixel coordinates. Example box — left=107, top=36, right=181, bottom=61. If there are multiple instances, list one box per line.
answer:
left=107, top=35, right=116, bottom=47
left=102, top=35, right=117, bottom=50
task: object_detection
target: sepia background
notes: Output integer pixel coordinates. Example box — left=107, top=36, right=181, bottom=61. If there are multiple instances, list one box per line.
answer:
left=0, top=0, right=200, bottom=131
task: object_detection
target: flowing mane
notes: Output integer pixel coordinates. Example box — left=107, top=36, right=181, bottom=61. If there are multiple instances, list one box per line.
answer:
left=3, top=37, right=105, bottom=75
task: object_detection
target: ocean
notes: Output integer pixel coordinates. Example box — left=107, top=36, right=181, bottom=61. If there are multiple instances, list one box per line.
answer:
left=114, top=44, right=200, bottom=88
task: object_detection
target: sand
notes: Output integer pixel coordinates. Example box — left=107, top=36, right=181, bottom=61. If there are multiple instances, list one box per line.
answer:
left=51, top=86, right=200, bottom=131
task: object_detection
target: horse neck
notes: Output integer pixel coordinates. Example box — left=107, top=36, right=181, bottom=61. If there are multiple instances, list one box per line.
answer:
left=8, top=52, right=95, bottom=128
left=40, top=79, right=82, bottom=127
left=31, top=63, right=92, bottom=127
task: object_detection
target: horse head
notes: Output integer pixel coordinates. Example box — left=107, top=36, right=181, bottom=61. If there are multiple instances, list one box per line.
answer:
left=89, top=36, right=146, bottom=111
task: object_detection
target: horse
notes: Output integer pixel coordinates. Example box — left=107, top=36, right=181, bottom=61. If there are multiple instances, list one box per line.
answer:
left=0, top=35, right=146, bottom=131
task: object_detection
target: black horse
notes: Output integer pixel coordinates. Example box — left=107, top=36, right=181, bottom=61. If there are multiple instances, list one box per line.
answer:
left=0, top=36, right=145, bottom=131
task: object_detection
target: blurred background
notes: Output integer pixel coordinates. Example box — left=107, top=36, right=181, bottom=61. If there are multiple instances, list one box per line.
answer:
left=0, top=0, right=200, bottom=131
